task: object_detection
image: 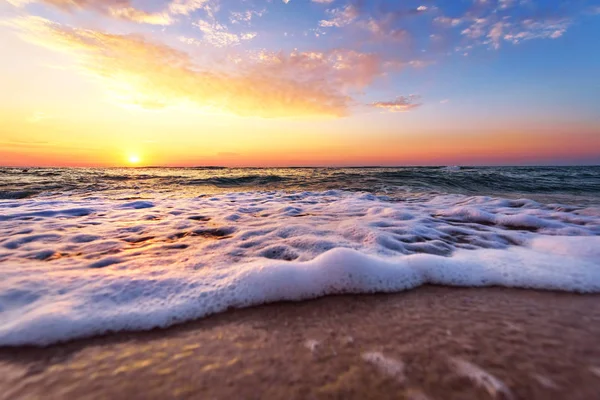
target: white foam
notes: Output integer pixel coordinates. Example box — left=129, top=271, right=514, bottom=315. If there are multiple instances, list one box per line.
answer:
left=362, top=352, right=406, bottom=382
left=448, top=357, right=515, bottom=399
left=0, top=190, right=599, bottom=346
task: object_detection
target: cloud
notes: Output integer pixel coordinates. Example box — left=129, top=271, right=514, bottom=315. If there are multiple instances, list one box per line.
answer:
left=9, top=16, right=356, bottom=118
left=168, top=0, right=210, bottom=16
left=459, top=16, right=571, bottom=49
left=487, top=21, right=505, bottom=49
left=434, top=16, right=465, bottom=27
left=319, top=5, right=359, bottom=28
left=240, top=32, right=257, bottom=40
left=314, top=0, right=580, bottom=53
left=109, top=7, right=173, bottom=26
left=317, top=2, right=430, bottom=43
left=498, top=0, right=515, bottom=10
left=192, top=20, right=256, bottom=47
left=6, top=0, right=214, bottom=25
left=372, top=96, right=422, bottom=112
left=7, top=0, right=173, bottom=25
left=502, top=19, right=569, bottom=44
left=358, top=17, right=409, bottom=42
left=432, top=0, right=575, bottom=50
left=7, top=0, right=121, bottom=8
left=5, top=0, right=34, bottom=6
left=230, top=9, right=264, bottom=24
left=249, top=48, right=385, bottom=90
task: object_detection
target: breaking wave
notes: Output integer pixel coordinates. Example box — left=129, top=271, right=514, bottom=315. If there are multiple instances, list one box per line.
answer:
left=0, top=189, right=599, bottom=346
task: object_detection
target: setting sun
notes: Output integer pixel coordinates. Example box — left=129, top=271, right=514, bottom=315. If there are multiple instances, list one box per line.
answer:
left=128, top=155, right=141, bottom=165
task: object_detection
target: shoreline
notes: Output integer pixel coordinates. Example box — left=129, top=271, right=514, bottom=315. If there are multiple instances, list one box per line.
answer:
left=1, top=286, right=600, bottom=399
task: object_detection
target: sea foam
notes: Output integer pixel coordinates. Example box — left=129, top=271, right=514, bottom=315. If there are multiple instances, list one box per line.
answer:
left=0, top=190, right=599, bottom=346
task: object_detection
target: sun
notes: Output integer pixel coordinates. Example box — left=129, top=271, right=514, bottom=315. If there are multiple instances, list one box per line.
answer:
left=128, top=155, right=141, bottom=165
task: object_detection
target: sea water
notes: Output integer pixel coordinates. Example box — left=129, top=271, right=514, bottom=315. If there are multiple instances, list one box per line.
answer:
left=0, top=166, right=599, bottom=345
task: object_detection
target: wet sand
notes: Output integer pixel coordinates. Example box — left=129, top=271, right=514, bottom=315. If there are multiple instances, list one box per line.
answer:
left=1, top=286, right=600, bottom=400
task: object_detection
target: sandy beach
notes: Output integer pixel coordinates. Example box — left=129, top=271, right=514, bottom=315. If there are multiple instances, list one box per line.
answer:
left=1, top=286, right=599, bottom=399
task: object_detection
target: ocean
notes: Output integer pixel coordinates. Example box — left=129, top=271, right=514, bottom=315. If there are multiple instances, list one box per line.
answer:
left=2, top=166, right=600, bottom=204
left=1, top=166, right=599, bottom=345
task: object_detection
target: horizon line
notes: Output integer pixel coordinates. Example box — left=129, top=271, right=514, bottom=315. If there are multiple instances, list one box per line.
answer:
left=2, top=164, right=599, bottom=169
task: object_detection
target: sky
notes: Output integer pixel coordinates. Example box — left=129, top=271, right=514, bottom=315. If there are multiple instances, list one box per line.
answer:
left=0, top=0, right=599, bottom=167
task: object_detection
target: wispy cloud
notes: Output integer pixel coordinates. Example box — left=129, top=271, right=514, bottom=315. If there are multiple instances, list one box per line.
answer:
left=319, top=5, right=359, bottom=28
left=5, top=0, right=217, bottom=25
left=435, top=0, right=576, bottom=51
left=168, top=0, right=211, bottom=16
left=7, top=0, right=173, bottom=25
left=230, top=9, right=264, bottom=24
left=192, top=20, right=256, bottom=47
left=109, top=7, right=173, bottom=26
left=315, top=0, right=583, bottom=54
left=8, top=16, right=354, bottom=117
left=372, top=96, right=422, bottom=113
left=247, top=48, right=393, bottom=92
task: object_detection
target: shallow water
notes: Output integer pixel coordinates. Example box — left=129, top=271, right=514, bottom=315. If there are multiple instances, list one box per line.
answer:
left=0, top=167, right=599, bottom=345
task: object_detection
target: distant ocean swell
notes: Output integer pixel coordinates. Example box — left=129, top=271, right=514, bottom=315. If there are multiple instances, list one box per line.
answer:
left=1, top=167, right=599, bottom=204
left=0, top=187, right=599, bottom=346
left=181, top=175, right=288, bottom=187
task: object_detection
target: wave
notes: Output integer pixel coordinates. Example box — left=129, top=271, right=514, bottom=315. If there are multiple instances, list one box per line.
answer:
left=372, top=168, right=600, bottom=194
left=0, top=190, right=39, bottom=199
left=0, top=190, right=599, bottom=345
left=0, top=167, right=599, bottom=202
left=181, top=174, right=288, bottom=187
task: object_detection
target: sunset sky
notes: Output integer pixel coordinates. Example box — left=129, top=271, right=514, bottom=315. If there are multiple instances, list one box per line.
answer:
left=1, top=0, right=599, bottom=167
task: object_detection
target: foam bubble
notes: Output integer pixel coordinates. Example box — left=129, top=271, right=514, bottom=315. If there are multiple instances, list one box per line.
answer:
left=0, top=190, right=599, bottom=346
